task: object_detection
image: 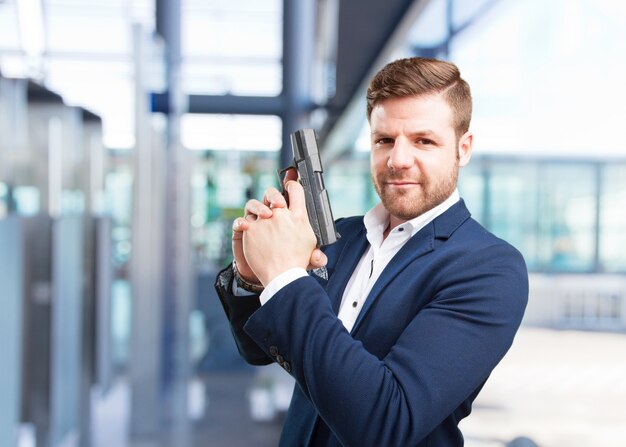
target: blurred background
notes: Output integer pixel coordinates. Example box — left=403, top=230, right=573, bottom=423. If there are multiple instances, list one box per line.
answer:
left=1, top=0, right=626, bottom=446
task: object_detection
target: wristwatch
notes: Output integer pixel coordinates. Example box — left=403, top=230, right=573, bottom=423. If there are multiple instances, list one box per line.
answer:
left=232, top=260, right=264, bottom=294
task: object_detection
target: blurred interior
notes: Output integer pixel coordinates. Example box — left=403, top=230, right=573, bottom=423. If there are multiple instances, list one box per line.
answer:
left=1, top=0, right=626, bottom=446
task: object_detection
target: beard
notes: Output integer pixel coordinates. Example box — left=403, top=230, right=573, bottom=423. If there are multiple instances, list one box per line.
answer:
left=371, top=164, right=459, bottom=221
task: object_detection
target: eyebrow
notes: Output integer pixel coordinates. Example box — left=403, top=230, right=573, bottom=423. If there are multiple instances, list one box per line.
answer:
left=371, top=129, right=440, bottom=138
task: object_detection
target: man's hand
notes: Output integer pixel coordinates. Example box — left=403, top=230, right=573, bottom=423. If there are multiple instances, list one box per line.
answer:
left=241, top=180, right=322, bottom=286
left=231, top=186, right=284, bottom=285
left=232, top=179, right=326, bottom=286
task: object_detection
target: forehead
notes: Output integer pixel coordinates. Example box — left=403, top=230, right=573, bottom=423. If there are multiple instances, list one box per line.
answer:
left=370, top=94, right=454, bottom=132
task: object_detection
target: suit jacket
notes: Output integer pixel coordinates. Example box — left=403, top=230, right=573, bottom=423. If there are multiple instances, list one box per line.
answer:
left=215, top=200, right=528, bottom=447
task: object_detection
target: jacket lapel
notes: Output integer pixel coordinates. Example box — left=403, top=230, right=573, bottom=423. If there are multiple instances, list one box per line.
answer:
left=351, top=200, right=471, bottom=334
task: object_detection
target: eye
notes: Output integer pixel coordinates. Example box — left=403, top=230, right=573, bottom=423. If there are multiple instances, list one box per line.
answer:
left=374, top=137, right=394, bottom=146
left=416, top=138, right=435, bottom=145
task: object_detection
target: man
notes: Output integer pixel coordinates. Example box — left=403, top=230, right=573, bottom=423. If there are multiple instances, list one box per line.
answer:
left=215, top=57, right=528, bottom=446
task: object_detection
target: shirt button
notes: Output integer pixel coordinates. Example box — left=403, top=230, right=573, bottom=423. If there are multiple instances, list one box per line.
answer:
left=269, top=346, right=279, bottom=357
left=398, top=227, right=405, bottom=232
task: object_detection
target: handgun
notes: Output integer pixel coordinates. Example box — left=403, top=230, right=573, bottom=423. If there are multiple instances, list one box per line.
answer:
left=284, top=128, right=340, bottom=247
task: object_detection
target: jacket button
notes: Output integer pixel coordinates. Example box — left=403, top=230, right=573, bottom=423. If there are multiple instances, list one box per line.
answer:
left=276, top=354, right=284, bottom=363
left=282, top=361, right=291, bottom=373
left=269, top=345, right=279, bottom=357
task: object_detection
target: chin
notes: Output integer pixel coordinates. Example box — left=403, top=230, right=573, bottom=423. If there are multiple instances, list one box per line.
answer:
left=382, top=197, right=426, bottom=220
left=381, top=189, right=450, bottom=221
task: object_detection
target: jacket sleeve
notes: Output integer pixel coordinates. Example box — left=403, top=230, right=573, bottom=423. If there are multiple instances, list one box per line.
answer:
left=242, top=242, right=529, bottom=446
left=214, top=264, right=272, bottom=365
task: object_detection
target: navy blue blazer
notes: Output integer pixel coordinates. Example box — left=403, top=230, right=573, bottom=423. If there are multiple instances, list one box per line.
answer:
left=215, top=200, right=528, bottom=446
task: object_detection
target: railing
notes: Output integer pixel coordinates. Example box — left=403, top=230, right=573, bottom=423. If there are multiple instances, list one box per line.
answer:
left=524, top=274, right=626, bottom=331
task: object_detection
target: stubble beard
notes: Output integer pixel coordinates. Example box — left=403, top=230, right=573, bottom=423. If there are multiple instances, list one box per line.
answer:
left=372, top=165, right=459, bottom=221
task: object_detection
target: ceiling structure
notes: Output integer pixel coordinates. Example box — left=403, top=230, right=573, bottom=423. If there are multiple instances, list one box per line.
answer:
left=0, top=0, right=503, bottom=161
left=152, top=0, right=435, bottom=165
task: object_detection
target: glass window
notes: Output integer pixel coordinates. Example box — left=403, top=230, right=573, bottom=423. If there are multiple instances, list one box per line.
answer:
left=326, top=157, right=373, bottom=218
left=46, top=15, right=130, bottom=54
left=182, top=0, right=282, bottom=97
left=189, top=150, right=278, bottom=266
left=45, top=59, right=135, bottom=149
left=457, top=159, right=485, bottom=225
left=407, top=0, right=448, bottom=49
left=536, top=163, right=597, bottom=272
left=181, top=113, right=282, bottom=151
left=450, top=0, right=626, bottom=159
left=23, top=0, right=152, bottom=149
left=460, top=159, right=611, bottom=274
left=13, top=185, right=40, bottom=215
left=485, top=161, right=540, bottom=270
left=182, top=60, right=281, bottom=96
left=0, top=2, right=21, bottom=51
left=599, top=164, right=626, bottom=272
left=105, top=166, right=133, bottom=266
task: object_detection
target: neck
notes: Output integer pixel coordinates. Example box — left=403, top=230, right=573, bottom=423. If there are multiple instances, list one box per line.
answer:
left=383, top=216, right=405, bottom=240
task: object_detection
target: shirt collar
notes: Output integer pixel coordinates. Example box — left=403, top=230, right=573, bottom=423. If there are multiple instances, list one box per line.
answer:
left=364, top=189, right=460, bottom=240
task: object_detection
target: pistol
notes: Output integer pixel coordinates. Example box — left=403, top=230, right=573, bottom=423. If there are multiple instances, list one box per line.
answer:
left=284, top=128, right=340, bottom=247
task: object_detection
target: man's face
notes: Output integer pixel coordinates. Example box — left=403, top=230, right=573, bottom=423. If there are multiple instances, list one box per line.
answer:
left=369, top=93, right=473, bottom=225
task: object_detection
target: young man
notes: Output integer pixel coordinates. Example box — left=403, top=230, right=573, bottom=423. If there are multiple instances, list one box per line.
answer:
left=215, top=57, right=528, bottom=446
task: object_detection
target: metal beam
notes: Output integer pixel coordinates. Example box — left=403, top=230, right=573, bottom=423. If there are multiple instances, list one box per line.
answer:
left=27, top=80, right=63, bottom=103
left=327, top=0, right=420, bottom=120
left=411, top=0, right=503, bottom=57
left=152, top=92, right=285, bottom=116
left=322, top=0, right=433, bottom=163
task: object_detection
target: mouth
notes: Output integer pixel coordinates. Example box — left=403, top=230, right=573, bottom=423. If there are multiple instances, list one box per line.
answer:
left=385, top=180, right=420, bottom=188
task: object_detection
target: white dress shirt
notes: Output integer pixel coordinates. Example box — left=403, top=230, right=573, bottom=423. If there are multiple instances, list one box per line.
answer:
left=258, top=190, right=460, bottom=332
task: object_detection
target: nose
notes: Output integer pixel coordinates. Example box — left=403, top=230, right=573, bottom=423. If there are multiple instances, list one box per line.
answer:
left=387, top=138, right=414, bottom=171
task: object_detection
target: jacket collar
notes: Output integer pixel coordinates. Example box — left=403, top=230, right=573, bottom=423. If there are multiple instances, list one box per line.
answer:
left=347, top=199, right=472, bottom=333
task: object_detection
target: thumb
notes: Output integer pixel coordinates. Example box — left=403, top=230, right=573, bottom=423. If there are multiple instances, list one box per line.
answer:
left=309, top=249, right=327, bottom=268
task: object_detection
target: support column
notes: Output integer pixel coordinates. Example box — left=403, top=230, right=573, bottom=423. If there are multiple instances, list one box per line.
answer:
left=281, top=0, right=317, bottom=168
left=156, top=0, right=193, bottom=445
left=130, top=24, right=165, bottom=440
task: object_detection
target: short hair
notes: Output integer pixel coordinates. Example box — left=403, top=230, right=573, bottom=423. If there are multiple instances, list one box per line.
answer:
left=366, top=57, right=472, bottom=139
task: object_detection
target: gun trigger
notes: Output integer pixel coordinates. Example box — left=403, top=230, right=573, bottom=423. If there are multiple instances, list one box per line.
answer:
left=278, top=165, right=296, bottom=179
left=277, top=166, right=294, bottom=205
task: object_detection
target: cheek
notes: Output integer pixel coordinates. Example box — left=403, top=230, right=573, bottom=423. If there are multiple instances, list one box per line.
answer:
left=371, top=151, right=389, bottom=171
left=419, top=153, right=456, bottom=175
left=370, top=154, right=382, bottom=176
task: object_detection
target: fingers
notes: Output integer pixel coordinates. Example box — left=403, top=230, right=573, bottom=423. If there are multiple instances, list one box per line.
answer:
left=238, top=215, right=325, bottom=268
left=244, top=187, right=288, bottom=223
left=263, top=187, right=287, bottom=209
left=232, top=218, right=248, bottom=240
left=244, top=198, right=272, bottom=220
left=284, top=180, right=307, bottom=216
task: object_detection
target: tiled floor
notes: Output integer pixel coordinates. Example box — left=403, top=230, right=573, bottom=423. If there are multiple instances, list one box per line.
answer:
left=460, top=327, right=626, bottom=447
left=192, top=370, right=284, bottom=447
left=92, top=368, right=283, bottom=447
left=92, top=327, right=626, bottom=447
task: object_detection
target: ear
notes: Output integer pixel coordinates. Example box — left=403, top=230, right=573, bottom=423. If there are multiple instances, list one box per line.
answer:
left=457, top=130, right=473, bottom=167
